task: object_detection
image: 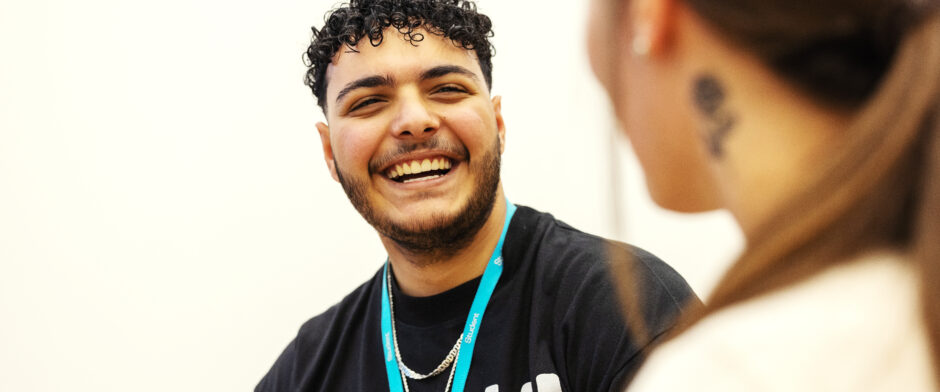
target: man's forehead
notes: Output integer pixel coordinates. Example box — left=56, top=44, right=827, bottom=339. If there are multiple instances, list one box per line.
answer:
left=325, top=30, right=483, bottom=88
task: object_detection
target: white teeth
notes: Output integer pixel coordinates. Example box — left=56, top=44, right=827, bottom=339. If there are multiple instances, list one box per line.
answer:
left=386, top=157, right=454, bottom=181
left=403, top=174, right=441, bottom=183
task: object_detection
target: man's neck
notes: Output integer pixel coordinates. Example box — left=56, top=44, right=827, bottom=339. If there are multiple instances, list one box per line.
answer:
left=382, top=191, right=508, bottom=297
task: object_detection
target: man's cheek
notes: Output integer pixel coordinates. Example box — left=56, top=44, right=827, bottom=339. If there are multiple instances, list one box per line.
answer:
left=445, top=112, right=492, bottom=146
left=335, top=128, right=378, bottom=173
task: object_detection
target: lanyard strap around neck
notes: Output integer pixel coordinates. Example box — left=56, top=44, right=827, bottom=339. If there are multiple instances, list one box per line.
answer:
left=381, top=201, right=518, bottom=392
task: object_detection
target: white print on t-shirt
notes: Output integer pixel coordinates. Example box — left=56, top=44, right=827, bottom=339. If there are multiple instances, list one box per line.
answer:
left=483, top=373, right=562, bottom=392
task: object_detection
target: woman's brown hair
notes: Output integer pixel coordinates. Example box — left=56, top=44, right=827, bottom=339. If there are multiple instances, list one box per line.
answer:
left=611, top=0, right=940, bottom=376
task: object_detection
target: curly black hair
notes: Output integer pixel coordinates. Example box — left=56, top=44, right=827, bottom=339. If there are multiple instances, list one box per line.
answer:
left=303, top=0, right=495, bottom=113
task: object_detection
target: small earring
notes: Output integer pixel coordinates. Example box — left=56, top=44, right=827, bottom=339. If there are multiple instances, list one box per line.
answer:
left=632, top=36, right=651, bottom=57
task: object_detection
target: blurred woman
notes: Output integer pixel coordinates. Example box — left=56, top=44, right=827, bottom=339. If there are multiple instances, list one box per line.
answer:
left=587, top=0, right=940, bottom=389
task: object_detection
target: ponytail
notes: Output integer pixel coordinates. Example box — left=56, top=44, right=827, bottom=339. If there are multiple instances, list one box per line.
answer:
left=913, top=14, right=940, bottom=377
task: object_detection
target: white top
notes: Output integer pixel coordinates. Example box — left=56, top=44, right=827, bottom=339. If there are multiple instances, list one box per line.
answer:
left=628, top=252, right=937, bottom=392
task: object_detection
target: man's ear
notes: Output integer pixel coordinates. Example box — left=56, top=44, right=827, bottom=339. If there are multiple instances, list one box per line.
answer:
left=316, top=122, right=340, bottom=182
left=492, top=95, right=506, bottom=154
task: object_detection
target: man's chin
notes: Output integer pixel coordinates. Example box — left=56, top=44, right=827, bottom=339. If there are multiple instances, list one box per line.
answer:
left=377, top=198, right=495, bottom=258
left=381, top=211, right=465, bottom=243
left=386, top=203, right=464, bottom=227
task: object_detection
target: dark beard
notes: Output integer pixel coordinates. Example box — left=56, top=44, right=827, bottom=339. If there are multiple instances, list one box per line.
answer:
left=334, top=137, right=501, bottom=262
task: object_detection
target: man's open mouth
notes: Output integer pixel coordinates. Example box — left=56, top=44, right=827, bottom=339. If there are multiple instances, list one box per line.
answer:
left=385, top=157, right=454, bottom=183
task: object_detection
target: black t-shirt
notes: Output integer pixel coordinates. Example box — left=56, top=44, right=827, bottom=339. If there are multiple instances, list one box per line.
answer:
left=256, top=205, right=699, bottom=391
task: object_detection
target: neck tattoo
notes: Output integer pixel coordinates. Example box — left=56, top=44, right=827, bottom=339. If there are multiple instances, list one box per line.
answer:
left=693, top=74, right=736, bottom=158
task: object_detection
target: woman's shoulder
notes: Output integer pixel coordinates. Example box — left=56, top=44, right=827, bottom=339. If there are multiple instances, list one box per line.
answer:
left=706, top=251, right=919, bottom=337
left=628, top=251, right=936, bottom=391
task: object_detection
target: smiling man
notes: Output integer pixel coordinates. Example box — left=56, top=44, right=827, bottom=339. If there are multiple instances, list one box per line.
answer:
left=255, top=1, right=699, bottom=391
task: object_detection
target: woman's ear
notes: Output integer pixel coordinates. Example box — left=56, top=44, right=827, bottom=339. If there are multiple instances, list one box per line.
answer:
left=629, top=0, right=678, bottom=58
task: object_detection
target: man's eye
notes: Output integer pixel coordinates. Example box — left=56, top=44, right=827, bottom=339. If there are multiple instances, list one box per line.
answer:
left=349, top=97, right=383, bottom=112
left=434, top=85, right=468, bottom=94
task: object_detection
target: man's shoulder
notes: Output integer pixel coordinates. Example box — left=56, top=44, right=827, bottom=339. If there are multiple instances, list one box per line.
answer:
left=295, top=269, right=382, bottom=344
left=256, top=270, right=384, bottom=391
left=510, top=205, right=696, bottom=305
left=504, top=205, right=700, bottom=389
left=510, top=204, right=654, bottom=260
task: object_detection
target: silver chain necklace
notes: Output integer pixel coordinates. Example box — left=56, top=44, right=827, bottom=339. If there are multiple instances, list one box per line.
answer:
left=386, top=267, right=462, bottom=392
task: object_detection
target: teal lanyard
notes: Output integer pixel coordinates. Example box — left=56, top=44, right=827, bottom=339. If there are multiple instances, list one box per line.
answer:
left=380, top=201, right=517, bottom=392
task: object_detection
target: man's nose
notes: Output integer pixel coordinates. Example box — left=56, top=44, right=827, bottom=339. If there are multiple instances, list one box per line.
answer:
left=389, top=93, right=439, bottom=140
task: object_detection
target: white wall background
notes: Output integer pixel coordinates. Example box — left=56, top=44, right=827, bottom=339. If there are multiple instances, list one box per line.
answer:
left=0, top=1, right=743, bottom=391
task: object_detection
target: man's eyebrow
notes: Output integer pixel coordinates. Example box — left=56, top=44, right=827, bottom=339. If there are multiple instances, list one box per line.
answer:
left=420, top=65, right=480, bottom=82
left=335, top=75, right=395, bottom=105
